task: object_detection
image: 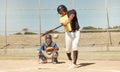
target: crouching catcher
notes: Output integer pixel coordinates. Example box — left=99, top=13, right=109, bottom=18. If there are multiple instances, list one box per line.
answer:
left=38, top=34, right=59, bottom=64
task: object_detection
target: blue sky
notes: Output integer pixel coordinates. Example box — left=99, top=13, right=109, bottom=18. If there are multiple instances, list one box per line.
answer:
left=0, top=0, right=120, bottom=34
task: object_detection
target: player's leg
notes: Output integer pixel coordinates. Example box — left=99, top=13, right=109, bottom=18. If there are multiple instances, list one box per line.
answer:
left=39, top=51, right=47, bottom=63
left=52, top=51, right=58, bottom=64
left=69, top=30, right=80, bottom=68
left=65, top=32, right=72, bottom=61
left=72, top=31, right=80, bottom=65
left=73, top=50, right=78, bottom=64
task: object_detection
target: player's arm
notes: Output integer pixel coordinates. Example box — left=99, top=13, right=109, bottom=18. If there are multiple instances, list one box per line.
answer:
left=62, top=13, right=75, bottom=26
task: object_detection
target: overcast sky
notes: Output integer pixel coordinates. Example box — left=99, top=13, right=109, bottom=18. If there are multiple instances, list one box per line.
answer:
left=0, top=0, right=120, bottom=34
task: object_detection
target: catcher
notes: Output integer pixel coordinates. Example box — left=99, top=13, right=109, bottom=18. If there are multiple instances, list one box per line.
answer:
left=38, top=34, right=59, bottom=64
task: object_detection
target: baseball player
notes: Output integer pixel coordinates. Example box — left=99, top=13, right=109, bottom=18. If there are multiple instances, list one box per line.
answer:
left=57, top=5, right=80, bottom=68
left=38, top=34, right=59, bottom=64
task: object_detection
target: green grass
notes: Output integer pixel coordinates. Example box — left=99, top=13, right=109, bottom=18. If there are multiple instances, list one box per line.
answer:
left=0, top=50, right=120, bottom=61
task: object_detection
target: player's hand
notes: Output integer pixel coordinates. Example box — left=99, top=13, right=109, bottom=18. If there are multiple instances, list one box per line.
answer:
left=61, top=23, right=67, bottom=26
left=46, top=47, right=54, bottom=52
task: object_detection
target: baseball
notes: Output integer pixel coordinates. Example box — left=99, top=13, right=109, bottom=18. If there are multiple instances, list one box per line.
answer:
left=53, top=34, right=59, bottom=39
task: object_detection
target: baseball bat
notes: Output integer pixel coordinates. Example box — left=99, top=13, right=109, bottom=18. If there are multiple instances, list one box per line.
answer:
left=40, top=25, right=63, bottom=37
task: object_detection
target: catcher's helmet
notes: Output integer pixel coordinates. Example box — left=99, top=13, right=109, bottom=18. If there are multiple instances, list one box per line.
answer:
left=45, top=34, right=52, bottom=46
left=45, top=34, right=52, bottom=40
left=57, top=5, right=67, bottom=14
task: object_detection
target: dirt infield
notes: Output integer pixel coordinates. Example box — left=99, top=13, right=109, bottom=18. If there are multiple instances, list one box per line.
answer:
left=0, top=60, right=120, bottom=72
left=0, top=33, right=120, bottom=72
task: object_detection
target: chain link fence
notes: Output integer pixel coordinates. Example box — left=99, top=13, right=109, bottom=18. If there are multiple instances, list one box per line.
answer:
left=0, top=0, right=120, bottom=55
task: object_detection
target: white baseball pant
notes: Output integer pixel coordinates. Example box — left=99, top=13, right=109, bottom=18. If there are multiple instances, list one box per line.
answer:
left=65, top=30, right=80, bottom=53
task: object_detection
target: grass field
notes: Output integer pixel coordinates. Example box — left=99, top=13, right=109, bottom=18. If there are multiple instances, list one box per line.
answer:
left=0, top=32, right=120, bottom=60
left=0, top=32, right=120, bottom=48
left=0, top=48, right=120, bottom=61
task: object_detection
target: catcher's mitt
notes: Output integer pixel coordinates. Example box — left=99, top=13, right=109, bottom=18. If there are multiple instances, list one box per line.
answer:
left=46, top=47, right=54, bottom=53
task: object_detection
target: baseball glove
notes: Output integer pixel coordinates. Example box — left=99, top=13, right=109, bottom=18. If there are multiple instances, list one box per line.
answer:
left=46, top=47, right=54, bottom=53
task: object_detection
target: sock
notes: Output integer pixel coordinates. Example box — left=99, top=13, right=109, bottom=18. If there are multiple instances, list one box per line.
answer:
left=73, top=51, right=78, bottom=64
left=66, top=53, right=72, bottom=60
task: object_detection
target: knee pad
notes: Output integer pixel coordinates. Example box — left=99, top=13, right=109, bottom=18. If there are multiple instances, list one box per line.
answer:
left=53, top=53, right=58, bottom=58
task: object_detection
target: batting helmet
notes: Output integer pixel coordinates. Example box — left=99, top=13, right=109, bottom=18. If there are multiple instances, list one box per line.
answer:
left=57, top=5, right=67, bottom=14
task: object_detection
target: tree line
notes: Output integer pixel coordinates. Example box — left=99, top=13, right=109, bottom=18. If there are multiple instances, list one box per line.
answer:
left=14, top=25, right=120, bottom=35
left=81, top=25, right=120, bottom=33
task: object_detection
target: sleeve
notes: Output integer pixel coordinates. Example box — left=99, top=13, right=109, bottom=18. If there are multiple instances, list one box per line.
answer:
left=67, top=9, right=76, bottom=17
left=39, top=43, right=45, bottom=52
left=70, top=9, right=76, bottom=14
left=53, top=43, right=59, bottom=49
left=52, top=42, right=59, bottom=49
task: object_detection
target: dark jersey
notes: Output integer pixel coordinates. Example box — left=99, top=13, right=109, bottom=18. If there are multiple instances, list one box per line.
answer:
left=67, top=9, right=80, bottom=31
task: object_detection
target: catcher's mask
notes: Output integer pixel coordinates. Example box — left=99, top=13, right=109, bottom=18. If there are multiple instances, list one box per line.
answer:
left=45, top=34, right=52, bottom=46
left=57, top=5, right=67, bottom=14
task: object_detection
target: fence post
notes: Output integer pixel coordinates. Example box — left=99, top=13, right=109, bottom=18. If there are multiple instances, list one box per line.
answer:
left=105, top=0, right=112, bottom=51
left=4, top=0, right=7, bottom=54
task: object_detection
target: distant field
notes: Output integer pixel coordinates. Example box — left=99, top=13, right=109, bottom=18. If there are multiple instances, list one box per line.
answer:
left=0, top=32, right=120, bottom=48
left=0, top=32, right=120, bottom=60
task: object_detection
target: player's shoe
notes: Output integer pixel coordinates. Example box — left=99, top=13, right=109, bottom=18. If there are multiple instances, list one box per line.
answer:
left=52, top=58, right=58, bottom=64
left=68, top=64, right=78, bottom=69
left=39, top=60, right=47, bottom=64
left=52, top=61, right=58, bottom=64
left=68, top=60, right=72, bottom=66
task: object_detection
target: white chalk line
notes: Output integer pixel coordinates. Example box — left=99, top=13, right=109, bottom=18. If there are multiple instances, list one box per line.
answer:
left=0, top=67, right=55, bottom=72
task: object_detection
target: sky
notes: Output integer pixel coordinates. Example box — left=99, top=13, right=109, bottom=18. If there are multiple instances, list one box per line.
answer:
left=0, top=0, right=120, bottom=35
